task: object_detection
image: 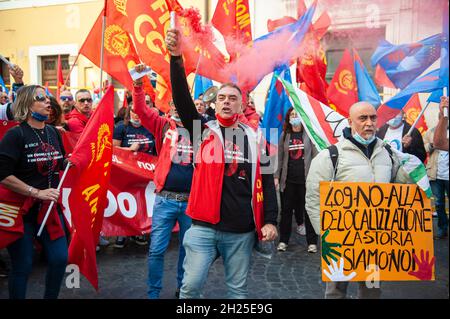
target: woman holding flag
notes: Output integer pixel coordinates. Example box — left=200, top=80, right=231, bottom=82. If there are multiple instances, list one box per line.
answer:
left=0, top=85, right=68, bottom=299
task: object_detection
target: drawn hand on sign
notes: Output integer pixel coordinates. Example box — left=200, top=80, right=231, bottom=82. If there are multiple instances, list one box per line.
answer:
left=321, top=229, right=342, bottom=265
left=323, top=258, right=357, bottom=281
left=408, top=250, right=435, bottom=281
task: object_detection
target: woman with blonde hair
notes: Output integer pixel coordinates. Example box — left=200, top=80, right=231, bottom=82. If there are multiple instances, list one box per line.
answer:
left=0, top=85, right=68, bottom=299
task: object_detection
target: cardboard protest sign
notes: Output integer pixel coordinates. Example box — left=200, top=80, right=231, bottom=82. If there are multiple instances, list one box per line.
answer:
left=320, top=181, right=435, bottom=282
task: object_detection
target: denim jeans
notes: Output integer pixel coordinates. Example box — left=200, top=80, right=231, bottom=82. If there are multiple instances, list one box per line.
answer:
left=7, top=214, right=68, bottom=299
left=180, top=225, right=256, bottom=299
left=147, top=194, right=191, bottom=299
left=430, top=179, right=449, bottom=235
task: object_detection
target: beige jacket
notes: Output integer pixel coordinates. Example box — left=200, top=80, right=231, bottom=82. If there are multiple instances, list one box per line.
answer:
left=423, top=127, right=439, bottom=181
left=305, top=137, right=411, bottom=234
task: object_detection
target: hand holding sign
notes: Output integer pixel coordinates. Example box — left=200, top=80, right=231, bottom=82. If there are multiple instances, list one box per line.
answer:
left=323, top=258, right=357, bottom=281
left=321, top=229, right=342, bottom=265
left=408, top=250, right=435, bottom=281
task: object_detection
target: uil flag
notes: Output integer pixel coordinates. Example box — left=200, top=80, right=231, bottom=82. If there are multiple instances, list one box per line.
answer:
left=371, top=34, right=443, bottom=89
left=68, top=86, right=114, bottom=290
left=327, top=49, right=358, bottom=117
left=194, top=75, right=213, bottom=100
left=403, top=94, right=428, bottom=135
left=212, top=0, right=253, bottom=61
left=353, top=49, right=382, bottom=108
left=377, top=69, right=443, bottom=127
left=260, top=65, right=292, bottom=145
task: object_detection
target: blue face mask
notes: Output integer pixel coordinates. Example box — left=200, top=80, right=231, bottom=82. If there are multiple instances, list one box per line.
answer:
left=353, top=132, right=376, bottom=146
left=289, top=117, right=302, bottom=127
left=130, top=119, right=141, bottom=127
left=387, top=115, right=403, bottom=128
left=31, top=111, right=48, bottom=122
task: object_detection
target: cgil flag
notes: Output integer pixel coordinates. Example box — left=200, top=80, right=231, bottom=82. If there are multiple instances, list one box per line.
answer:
left=212, top=0, right=253, bottom=62
left=67, top=86, right=114, bottom=290
left=403, top=94, right=428, bottom=135
left=277, top=74, right=348, bottom=151
left=328, top=49, right=381, bottom=117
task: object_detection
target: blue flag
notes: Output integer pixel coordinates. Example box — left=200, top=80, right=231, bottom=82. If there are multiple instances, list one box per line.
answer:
left=353, top=49, right=381, bottom=108
left=371, top=34, right=443, bottom=89
left=0, top=75, right=8, bottom=95
left=193, top=75, right=213, bottom=100
left=260, top=66, right=292, bottom=145
left=378, top=69, right=444, bottom=125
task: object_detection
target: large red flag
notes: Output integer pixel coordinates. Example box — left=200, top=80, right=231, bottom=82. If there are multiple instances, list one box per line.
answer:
left=56, top=55, right=64, bottom=100
left=327, top=49, right=358, bottom=117
left=79, top=9, right=139, bottom=92
left=212, top=0, right=253, bottom=61
left=296, top=33, right=328, bottom=104
left=67, top=86, right=114, bottom=290
left=403, top=93, right=428, bottom=135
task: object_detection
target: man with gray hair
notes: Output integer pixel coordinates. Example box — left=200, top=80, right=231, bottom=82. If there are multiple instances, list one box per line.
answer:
left=306, top=101, right=410, bottom=299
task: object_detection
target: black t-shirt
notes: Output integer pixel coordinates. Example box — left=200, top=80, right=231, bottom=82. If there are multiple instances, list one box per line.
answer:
left=163, top=127, right=194, bottom=193
left=217, top=127, right=254, bottom=233
left=0, top=122, right=65, bottom=190
left=113, top=123, right=157, bottom=155
left=286, top=131, right=305, bottom=184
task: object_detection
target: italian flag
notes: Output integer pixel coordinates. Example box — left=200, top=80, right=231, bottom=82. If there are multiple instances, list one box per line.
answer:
left=276, top=75, right=348, bottom=151
left=390, top=148, right=433, bottom=198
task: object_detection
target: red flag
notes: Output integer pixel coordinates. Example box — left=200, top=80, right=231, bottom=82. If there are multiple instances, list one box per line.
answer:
left=296, top=33, right=328, bottom=104
left=403, top=94, right=428, bottom=135
left=79, top=9, right=140, bottom=92
left=374, top=64, right=396, bottom=88
left=67, top=86, right=114, bottom=290
left=327, top=49, right=358, bottom=117
left=212, top=0, right=253, bottom=61
left=56, top=55, right=64, bottom=100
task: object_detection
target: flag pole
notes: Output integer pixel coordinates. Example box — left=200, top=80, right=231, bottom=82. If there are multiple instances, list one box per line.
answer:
left=37, top=163, right=71, bottom=237
left=99, top=1, right=107, bottom=98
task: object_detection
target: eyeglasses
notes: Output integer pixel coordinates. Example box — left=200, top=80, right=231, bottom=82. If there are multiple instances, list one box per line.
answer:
left=60, top=96, right=73, bottom=102
left=145, top=100, right=151, bottom=105
left=78, top=98, right=93, bottom=103
left=34, top=94, right=49, bottom=102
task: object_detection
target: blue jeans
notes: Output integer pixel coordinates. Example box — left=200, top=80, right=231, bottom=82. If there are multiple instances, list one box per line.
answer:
left=180, top=225, right=256, bottom=299
left=7, top=215, right=68, bottom=299
left=147, top=195, right=191, bottom=299
left=430, top=179, right=449, bottom=235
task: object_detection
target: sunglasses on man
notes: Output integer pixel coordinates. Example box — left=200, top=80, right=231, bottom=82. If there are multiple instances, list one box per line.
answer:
left=60, top=96, right=73, bottom=102
left=78, top=98, right=93, bottom=103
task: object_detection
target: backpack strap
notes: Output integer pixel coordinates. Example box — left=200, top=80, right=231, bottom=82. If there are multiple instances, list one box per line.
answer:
left=327, top=144, right=339, bottom=181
